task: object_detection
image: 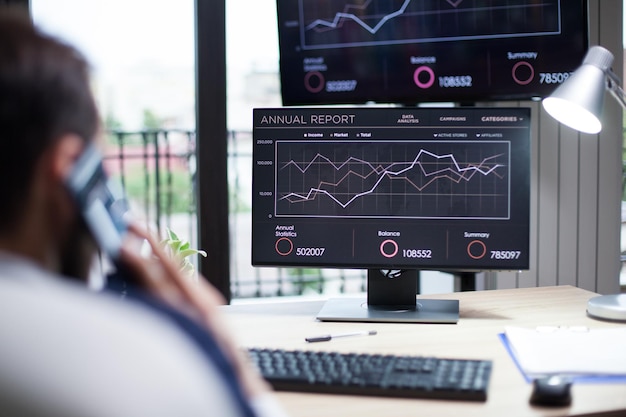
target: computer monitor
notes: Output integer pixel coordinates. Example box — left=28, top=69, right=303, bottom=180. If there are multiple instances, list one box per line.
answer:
left=276, top=0, right=588, bottom=105
left=252, top=106, right=531, bottom=323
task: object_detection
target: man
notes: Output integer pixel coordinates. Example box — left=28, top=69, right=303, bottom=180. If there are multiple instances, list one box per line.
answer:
left=0, top=10, right=285, bottom=417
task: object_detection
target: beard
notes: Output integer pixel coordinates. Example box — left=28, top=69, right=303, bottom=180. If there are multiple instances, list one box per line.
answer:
left=58, top=218, right=98, bottom=282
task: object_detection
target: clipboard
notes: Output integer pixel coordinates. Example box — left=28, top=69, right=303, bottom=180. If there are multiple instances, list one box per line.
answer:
left=499, top=326, right=626, bottom=383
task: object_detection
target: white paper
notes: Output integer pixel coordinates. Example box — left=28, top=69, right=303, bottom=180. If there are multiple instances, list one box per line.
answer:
left=504, top=326, right=626, bottom=377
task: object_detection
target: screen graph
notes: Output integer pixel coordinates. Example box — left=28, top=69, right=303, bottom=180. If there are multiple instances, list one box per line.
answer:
left=276, top=140, right=510, bottom=219
left=252, top=107, right=530, bottom=270
left=300, top=0, right=562, bottom=49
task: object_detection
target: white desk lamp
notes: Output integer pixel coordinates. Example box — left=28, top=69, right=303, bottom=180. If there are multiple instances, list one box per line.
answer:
left=542, top=45, right=626, bottom=321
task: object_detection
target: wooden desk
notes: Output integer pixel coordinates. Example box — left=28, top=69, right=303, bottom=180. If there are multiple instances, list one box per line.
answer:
left=223, top=286, right=626, bottom=417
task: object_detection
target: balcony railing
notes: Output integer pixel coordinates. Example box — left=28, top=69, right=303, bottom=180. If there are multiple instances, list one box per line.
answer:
left=104, top=129, right=367, bottom=299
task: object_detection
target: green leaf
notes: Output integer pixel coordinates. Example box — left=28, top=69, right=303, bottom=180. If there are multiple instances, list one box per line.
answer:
left=167, top=228, right=180, bottom=241
left=178, top=248, right=207, bottom=259
left=160, top=227, right=207, bottom=276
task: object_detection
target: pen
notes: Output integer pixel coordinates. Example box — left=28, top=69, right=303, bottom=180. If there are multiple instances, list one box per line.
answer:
left=305, top=330, right=377, bottom=343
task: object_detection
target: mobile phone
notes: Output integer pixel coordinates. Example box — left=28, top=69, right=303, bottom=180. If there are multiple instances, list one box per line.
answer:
left=65, top=144, right=129, bottom=262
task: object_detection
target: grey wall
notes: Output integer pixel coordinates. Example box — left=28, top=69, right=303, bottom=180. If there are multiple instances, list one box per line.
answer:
left=485, top=0, right=623, bottom=294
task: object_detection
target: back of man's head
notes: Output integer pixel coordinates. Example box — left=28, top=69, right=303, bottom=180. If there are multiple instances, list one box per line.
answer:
left=0, top=10, right=99, bottom=232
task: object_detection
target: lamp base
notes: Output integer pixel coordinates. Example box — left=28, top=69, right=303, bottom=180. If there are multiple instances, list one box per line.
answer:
left=587, top=294, right=626, bottom=321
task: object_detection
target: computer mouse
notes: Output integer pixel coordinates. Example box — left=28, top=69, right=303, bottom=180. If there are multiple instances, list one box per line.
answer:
left=529, top=376, right=572, bottom=407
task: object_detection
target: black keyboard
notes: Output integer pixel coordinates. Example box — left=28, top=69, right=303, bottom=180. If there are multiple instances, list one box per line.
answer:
left=248, top=348, right=492, bottom=401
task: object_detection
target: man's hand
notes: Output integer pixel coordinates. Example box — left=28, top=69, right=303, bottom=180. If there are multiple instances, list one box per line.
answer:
left=118, top=223, right=270, bottom=400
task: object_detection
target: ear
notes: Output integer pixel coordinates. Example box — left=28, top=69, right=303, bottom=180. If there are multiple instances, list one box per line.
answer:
left=49, top=134, right=86, bottom=181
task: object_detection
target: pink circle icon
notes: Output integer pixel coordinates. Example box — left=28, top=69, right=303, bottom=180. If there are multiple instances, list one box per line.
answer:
left=512, top=61, right=534, bottom=85
left=380, top=239, right=399, bottom=258
left=275, top=237, right=294, bottom=256
left=413, top=66, right=435, bottom=89
left=467, top=240, right=487, bottom=260
left=304, top=71, right=325, bottom=93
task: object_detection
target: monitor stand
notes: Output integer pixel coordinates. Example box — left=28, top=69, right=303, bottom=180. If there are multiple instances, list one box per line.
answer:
left=316, top=269, right=459, bottom=324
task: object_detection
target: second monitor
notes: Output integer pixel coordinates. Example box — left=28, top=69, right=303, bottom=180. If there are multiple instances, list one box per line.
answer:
left=252, top=106, right=531, bottom=322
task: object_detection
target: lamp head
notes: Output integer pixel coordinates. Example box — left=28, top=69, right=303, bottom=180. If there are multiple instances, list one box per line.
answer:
left=542, top=46, right=614, bottom=134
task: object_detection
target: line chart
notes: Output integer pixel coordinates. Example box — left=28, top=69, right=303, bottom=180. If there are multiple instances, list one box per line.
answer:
left=275, top=140, right=511, bottom=219
left=299, top=0, right=561, bottom=50
left=305, top=0, right=412, bottom=35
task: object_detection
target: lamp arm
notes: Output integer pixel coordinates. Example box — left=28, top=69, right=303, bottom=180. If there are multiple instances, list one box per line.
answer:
left=606, top=70, right=626, bottom=110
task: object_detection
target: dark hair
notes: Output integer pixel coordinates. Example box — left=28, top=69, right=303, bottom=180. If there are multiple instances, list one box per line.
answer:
left=0, top=10, right=99, bottom=231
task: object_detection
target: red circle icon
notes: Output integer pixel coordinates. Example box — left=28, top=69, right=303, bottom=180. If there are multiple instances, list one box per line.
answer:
left=467, top=240, right=487, bottom=260
left=304, top=71, right=325, bottom=93
left=275, top=237, right=294, bottom=256
left=413, top=66, right=435, bottom=89
left=380, top=239, right=399, bottom=258
left=512, top=61, right=534, bottom=85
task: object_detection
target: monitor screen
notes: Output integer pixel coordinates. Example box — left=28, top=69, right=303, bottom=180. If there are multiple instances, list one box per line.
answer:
left=276, top=0, right=588, bottom=105
left=252, top=106, right=531, bottom=322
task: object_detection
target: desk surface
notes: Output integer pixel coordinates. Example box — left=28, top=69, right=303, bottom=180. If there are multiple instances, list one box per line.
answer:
left=222, top=286, right=626, bottom=417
